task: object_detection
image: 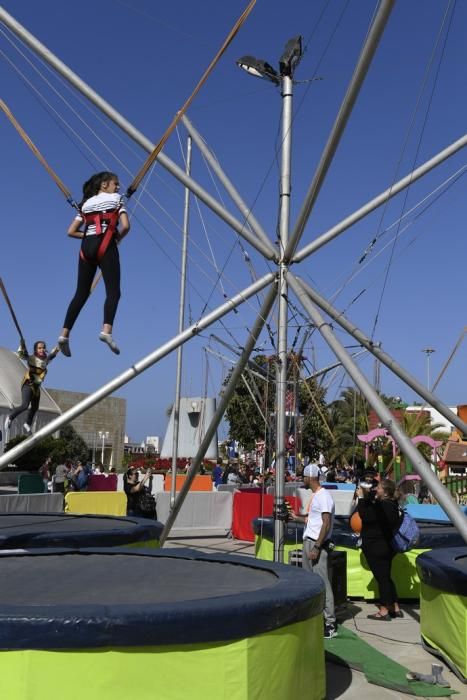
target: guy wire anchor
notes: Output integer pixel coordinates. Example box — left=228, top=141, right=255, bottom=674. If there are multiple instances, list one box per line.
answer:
left=406, top=663, right=450, bottom=688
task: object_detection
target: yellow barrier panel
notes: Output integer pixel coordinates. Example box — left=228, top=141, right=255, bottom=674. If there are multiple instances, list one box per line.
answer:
left=65, top=491, right=127, bottom=516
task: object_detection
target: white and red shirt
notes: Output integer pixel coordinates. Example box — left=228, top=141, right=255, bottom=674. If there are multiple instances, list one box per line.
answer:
left=76, top=193, right=126, bottom=235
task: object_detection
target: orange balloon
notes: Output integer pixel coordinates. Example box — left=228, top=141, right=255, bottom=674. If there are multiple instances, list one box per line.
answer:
left=350, top=510, right=362, bottom=534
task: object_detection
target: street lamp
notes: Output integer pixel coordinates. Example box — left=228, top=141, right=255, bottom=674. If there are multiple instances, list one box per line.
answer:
left=98, top=430, right=109, bottom=464
left=237, top=36, right=303, bottom=564
left=236, top=35, right=302, bottom=84
left=421, top=348, right=436, bottom=390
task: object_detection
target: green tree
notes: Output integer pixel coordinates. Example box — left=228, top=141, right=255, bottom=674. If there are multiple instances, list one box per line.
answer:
left=51, top=425, right=90, bottom=463
left=224, top=353, right=333, bottom=460
left=224, top=354, right=271, bottom=451
left=4, top=424, right=89, bottom=470
left=4, top=435, right=57, bottom=471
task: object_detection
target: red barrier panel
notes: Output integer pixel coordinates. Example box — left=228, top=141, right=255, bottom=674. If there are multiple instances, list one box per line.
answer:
left=232, top=492, right=299, bottom=542
left=87, top=474, right=118, bottom=492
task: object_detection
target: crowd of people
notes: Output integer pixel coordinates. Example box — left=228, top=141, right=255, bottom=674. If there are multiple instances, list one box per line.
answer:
left=39, top=458, right=117, bottom=494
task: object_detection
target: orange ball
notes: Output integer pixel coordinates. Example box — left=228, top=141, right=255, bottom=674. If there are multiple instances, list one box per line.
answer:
left=350, top=510, right=362, bottom=534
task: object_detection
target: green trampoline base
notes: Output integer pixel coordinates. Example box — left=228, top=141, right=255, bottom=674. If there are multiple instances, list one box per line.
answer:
left=0, top=617, right=325, bottom=700
left=255, top=535, right=426, bottom=599
left=420, top=582, right=467, bottom=682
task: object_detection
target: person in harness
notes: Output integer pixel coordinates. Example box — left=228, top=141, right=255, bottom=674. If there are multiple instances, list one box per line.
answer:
left=58, top=171, right=130, bottom=357
left=5, top=339, right=60, bottom=435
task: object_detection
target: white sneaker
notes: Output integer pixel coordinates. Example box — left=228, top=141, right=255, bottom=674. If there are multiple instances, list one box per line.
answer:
left=23, top=423, right=31, bottom=434
left=58, top=336, right=71, bottom=357
left=99, top=332, right=120, bottom=355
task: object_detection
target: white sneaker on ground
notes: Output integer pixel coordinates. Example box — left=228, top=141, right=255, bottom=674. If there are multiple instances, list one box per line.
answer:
left=23, top=423, right=31, bottom=434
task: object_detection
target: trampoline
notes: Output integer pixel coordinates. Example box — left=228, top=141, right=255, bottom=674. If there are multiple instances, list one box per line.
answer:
left=0, top=513, right=163, bottom=550
left=0, top=548, right=326, bottom=700
left=417, top=547, right=467, bottom=683
left=253, top=516, right=465, bottom=599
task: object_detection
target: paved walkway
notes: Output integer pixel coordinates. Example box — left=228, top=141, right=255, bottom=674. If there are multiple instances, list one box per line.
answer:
left=166, top=535, right=465, bottom=699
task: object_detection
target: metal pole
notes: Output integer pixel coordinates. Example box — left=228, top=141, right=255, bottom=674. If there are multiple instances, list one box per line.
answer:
left=0, top=273, right=274, bottom=470
left=289, top=273, right=467, bottom=543
left=284, top=0, right=395, bottom=261
left=0, top=7, right=277, bottom=262
left=159, top=281, right=277, bottom=545
left=293, top=133, right=467, bottom=263
left=296, top=276, right=467, bottom=436
left=181, top=115, right=272, bottom=250
left=170, top=136, right=192, bottom=507
left=274, top=74, right=293, bottom=563
left=422, top=348, right=436, bottom=391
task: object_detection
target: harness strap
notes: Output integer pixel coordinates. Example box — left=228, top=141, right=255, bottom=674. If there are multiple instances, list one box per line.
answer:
left=79, top=209, right=120, bottom=264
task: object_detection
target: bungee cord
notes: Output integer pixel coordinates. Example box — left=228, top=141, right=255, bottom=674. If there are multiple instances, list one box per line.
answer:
left=1, top=38, right=275, bottom=337
left=370, top=0, right=457, bottom=340
left=125, top=0, right=257, bottom=199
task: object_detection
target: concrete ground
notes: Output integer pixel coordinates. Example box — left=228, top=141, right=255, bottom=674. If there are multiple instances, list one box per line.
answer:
left=166, top=534, right=466, bottom=699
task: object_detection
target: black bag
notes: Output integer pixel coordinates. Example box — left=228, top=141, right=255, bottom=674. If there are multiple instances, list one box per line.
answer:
left=137, top=488, right=157, bottom=518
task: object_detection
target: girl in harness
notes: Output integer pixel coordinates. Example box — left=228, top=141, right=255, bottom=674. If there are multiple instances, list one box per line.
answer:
left=58, top=171, right=130, bottom=357
left=5, top=339, right=60, bottom=435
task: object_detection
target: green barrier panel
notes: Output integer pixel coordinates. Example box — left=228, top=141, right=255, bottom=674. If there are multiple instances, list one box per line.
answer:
left=0, top=617, right=325, bottom=700
left=255, top=535, right=427, bottom=599
left=420, top=582, right=467, bottom=680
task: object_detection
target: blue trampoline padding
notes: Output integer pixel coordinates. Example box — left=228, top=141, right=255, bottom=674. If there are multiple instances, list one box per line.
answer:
left=253, top=516, right=465, bottom=550
left=405, top=504, right=467, bottom=523
left=322, top=482, right=356, bottom=491
left=0, top=513, right=163, bottom=549
left=0, top=548, right=325, bottom=650
left=416, top=548, right=467, bottom=596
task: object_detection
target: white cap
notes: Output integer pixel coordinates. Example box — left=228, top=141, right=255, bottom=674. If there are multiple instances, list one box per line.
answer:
left=304, top=464, right=320, bottom=478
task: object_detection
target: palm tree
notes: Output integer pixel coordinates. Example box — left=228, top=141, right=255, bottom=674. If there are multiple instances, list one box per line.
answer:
left=327, top=388, right=369, bottom=466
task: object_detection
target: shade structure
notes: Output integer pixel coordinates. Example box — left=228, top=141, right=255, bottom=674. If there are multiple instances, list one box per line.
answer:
left=254, top=516, right=465, bottom=599
left=0, top=513, right=162, bottom=549
left=417, top=547, right=467, bottom=683
left=0, top=548, right=326, bottom=700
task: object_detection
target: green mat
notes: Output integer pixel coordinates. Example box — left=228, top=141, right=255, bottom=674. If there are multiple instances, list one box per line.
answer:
left=325, top=627, right=457, bottom=696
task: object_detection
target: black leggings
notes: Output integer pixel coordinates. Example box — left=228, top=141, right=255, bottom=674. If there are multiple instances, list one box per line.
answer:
left=9, top=384, right=40, bottom=425
left=362, top=543, right=398, bottom=607
left=63, top=238, right=121, bottom=331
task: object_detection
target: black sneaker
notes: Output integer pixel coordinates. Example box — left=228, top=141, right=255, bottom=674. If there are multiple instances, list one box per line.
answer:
left=324, top=625, right=337, bottom=639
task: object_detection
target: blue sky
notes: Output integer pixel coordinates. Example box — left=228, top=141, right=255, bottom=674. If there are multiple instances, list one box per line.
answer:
left=1, top=0, right=467, bottom=444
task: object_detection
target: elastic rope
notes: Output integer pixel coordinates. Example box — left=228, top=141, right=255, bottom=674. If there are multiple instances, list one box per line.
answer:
left=126, top=0, right=256, bottom=197
left=370, top=0, right=456, bottom=339
left=0, top=98, right=78, bottom=209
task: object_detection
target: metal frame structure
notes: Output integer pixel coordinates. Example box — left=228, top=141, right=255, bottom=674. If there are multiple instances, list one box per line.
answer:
left=2, top=1, right=467, bottom=549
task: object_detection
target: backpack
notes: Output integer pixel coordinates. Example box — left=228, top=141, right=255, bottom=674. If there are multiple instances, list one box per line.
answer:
left=137, top=488, right=157, bottom=519
left=391, top=508, right=420, bottom=553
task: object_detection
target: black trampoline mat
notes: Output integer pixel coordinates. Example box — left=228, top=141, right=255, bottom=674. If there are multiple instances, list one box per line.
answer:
left=0, top=553, right=278, bottom=605
left=0, top=514, right=136, bottom=534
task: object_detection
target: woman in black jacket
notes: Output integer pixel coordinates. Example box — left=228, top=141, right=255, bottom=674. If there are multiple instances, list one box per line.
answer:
left=357, top=478, right=403, bottom=620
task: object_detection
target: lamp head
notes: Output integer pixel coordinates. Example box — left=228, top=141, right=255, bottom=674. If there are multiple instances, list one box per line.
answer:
left=279, top=35, right=303, bottom=77
left=236, top=55, right=280, bottom=85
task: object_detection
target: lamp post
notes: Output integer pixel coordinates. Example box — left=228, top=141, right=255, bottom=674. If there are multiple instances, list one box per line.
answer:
left=237, top=36, right=303, bottom=562
left=421, top=348, right=436, bottom=390
left=98, top=430, right=109, bottom=465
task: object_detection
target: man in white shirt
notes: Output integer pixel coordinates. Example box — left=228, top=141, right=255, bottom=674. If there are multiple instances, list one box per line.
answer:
left=291, top=464, right=337, bottom=638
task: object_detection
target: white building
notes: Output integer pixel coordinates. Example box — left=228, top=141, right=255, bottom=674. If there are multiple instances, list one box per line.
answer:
left=405, top=405, right=457, bottom=435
